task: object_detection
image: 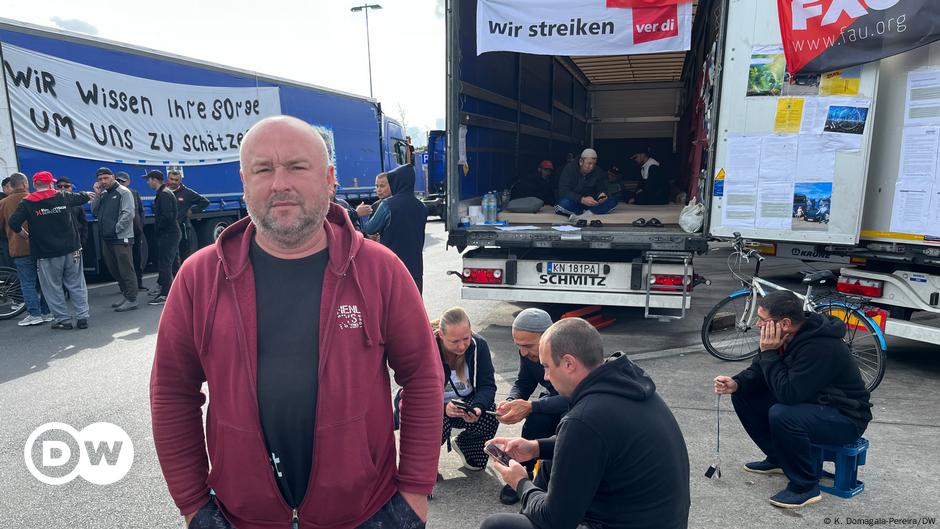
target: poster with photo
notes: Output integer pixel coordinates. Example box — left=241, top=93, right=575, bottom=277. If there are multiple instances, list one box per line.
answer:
left=747, top=46, right=786, bottom=97
left=824, top=105, right=869, bottom=135
left=792, top=182, right=833, bottom=232
left=783, top=71, right=820, bottom=96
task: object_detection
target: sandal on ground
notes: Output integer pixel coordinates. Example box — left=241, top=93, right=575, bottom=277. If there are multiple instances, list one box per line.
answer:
left=632, top=218, right=647, bottom=227
left=648, top=217, right=663, bottom=227
left=589, top=219, right=603, bottom=227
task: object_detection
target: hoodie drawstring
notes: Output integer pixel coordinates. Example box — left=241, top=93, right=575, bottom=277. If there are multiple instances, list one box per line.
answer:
left=198, top=258, right=224, bottom=355
left=348, top=257, right=375, bottom=347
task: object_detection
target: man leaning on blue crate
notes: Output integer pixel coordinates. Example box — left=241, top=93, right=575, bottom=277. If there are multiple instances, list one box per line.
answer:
left=714, top=290, right=873, bottom=508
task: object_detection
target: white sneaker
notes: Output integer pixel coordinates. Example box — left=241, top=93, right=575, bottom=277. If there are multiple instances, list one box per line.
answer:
left=18, top=314, right=45, bottom=326
left=41, top=313, right=54, bottom=322
left=452, top=443, right=486, bottom=471
left=11, top=302, right=24, bottom=312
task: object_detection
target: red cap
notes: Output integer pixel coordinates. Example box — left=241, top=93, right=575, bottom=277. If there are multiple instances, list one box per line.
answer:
left=32, top=171, right=57, bottom=184
left=539, top=160, right=554, bottom=170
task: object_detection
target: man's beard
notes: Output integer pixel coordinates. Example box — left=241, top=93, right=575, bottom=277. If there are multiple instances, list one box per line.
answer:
left=246, top=190, right=329, bottom=248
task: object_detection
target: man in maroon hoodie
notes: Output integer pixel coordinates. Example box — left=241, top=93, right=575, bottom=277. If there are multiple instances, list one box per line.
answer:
left=151, top=116, right=443, bottom=529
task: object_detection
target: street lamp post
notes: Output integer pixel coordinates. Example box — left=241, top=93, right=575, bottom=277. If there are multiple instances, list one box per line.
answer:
left=350, top=3, right=382, bottom=98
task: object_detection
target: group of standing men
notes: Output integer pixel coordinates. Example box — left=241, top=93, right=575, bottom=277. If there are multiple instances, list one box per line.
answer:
left=0, top=165, right=208, bottom=328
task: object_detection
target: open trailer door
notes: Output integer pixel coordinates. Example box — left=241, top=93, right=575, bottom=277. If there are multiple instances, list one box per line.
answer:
left=707, top=0, right=880, bottom=247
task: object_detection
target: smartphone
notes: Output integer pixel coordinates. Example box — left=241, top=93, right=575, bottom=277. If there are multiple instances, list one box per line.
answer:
left=485, top=443, right=513, bottom=466
left=450, top=399, right=496, bottom=415
left=450, top=398, right=473, bottom=412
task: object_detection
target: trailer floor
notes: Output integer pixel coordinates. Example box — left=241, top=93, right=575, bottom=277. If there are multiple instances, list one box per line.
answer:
left=497, top=203, right=683, bottom=225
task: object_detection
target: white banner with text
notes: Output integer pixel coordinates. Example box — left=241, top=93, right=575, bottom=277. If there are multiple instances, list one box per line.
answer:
left=476, top=0, right=692, bottom=56
left=1, top=43, right=281, bottom=165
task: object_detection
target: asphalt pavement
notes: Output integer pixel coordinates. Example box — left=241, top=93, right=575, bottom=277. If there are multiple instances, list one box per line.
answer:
left=1, top=220, right=938, bottom=529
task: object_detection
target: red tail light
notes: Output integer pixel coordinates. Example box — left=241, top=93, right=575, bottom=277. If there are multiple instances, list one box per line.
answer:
left=463, top=268, right=503, bottom=284
left=837, top=276, right=883, bottom=298
left=649, top=274, right=690, bottom=291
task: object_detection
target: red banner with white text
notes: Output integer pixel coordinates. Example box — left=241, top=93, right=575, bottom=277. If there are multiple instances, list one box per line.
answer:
left=778, top=0, right=940, bottom=75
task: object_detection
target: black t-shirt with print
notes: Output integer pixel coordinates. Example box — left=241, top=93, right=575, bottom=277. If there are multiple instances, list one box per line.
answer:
left=250, top=239, right=328, bottom=508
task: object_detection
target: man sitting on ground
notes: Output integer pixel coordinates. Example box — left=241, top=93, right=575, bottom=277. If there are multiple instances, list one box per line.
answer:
left=556, top=149, right=617, bottom=218
left=482, top=318, right=690, bottom=529
left=494, top=308, right=568, bottom=505
left=511, top=160, right=557, bottom=206
left=714, top=290, right=872, bottom=509
left=630, top=150, right=670, bottom=205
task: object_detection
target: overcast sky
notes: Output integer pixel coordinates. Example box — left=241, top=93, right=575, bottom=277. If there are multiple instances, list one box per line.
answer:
left=4, top=0, right=446, bottom=141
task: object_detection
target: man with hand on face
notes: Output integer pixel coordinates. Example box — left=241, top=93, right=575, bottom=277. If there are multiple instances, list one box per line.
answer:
left=555, top=149, right=617, bottom=218
left=151, top=116, right=442, bottom=529
left=482, top=318, right=690, bottom=529
left=714, top=290, right=872, bottom=509
left=494, top=308, right=568, bottom=505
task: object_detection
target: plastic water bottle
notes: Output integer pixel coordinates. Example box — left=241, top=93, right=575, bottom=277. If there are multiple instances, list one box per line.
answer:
left=484, top=192, right=498, bottom=223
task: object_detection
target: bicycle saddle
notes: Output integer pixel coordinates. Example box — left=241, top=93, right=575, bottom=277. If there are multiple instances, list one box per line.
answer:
left=801, top=269, right=836, bottom=285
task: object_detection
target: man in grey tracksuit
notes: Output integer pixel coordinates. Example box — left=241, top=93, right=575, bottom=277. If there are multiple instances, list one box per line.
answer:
left=92, top=167, right=138, bottom=311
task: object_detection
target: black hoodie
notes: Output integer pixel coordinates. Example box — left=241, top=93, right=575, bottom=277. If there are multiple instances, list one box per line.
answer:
left=733, top=312, right=873, bottom=432
left=517, top=354, right=690, bottom=529
left=376, top=164, right=427, bottom=292
left=10, top=190, right=91, bottom=259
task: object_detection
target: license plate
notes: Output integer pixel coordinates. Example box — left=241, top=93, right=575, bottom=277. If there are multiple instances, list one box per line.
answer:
left=548, top=262, right=600, bottom=275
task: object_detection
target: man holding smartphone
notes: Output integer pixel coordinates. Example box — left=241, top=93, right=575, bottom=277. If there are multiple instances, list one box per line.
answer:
left=482, top=318, right=690, bottom=529
left=494, top=309, right=568, bottom=505
left=714, top=290, right=872, bottom=509
left=554, top=149, right=618, bottom=219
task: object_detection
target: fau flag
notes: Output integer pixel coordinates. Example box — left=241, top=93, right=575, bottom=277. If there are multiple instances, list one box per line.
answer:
left=778, top=0, right=940, bottom=74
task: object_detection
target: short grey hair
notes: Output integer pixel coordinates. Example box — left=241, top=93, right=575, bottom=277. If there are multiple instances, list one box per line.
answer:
left=542, top=318, right=603, bottom=368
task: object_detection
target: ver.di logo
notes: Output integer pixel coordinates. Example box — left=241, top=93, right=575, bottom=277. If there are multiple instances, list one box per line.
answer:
left=24, top=422, right=134, bottom=485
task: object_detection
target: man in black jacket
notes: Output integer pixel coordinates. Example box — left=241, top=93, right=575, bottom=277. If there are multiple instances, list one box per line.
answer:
left=483, top=317, right=690, bottom=529
left=92, top=167, right=139, bottom=311
left=10, top=171, right=94, bottom=329
left=54, top=177, right=88, bottom=250
left=494, top=308, right=568, bottom=505
left=359, top=165, right=427, bottom=292
left=145, top=170, right=181, bottom=305
left=714, top=290, right=872, bottom=509
left=630, top=150, right=670, bottom=205
left=511, top=160, right=557, bottom=206
left=168, top=169, right=209, bottom=269
left=556, top=149, right=617, bottom=218
left=117, top=172, right=147, bottom=291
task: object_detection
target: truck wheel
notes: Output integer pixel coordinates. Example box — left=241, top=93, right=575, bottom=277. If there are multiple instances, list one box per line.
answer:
left=198, top=218, right=236, bottom=246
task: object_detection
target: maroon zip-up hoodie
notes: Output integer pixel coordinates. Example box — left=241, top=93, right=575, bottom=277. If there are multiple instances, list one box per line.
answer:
left=150, top=203, right=443, bottom=528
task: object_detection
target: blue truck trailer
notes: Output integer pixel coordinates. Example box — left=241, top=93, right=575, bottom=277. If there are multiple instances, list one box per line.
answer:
left=0, top=17, right=407, bottom=274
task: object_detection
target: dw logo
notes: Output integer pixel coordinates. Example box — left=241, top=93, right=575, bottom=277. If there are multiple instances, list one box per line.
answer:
left=24, top=422, right=134, bottom=485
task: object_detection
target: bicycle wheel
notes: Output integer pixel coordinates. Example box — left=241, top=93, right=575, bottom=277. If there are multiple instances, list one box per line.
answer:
left=0, top=266, right=26, bottom=320
left=815, top=304, right=887, bottom=392
left=702, top=291, right=762, bottom=361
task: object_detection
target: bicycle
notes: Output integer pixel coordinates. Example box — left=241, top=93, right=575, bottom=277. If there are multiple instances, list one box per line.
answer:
left=0, top=266, right=27, bottom=320
left=701, top=233, right=887, bottom=392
